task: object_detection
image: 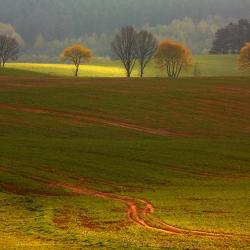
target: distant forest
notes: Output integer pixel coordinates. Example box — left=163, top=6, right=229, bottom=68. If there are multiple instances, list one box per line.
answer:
left=0, top=0, right=250, bottom=59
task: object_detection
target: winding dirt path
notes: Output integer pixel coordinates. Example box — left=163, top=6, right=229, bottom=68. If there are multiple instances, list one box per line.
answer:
left=1, top=165, right=249, bottom=239
left=49, top=181, right=248, bottom=238
left=0, top=103, right=180, bottom=137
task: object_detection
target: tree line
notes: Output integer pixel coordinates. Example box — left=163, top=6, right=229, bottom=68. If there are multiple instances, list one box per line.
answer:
left=1, top=24, right=250, bottom=77
left=60, top=24, right=250, bottom=78
left=211, top=19, right=250, bottom=54
left=21, top=16, right=227, bottom=61
left=0, top=0, right=249, bottom=43
left=61, top=27, right=191, bottom=78
left=1, top=17, right=247, bottom=60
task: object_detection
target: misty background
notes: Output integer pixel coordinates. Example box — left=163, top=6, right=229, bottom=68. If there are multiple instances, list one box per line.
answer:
left=0, top=0, right=250, bottom=61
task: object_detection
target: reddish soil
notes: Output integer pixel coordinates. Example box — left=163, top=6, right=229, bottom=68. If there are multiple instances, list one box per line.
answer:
left=53, top=208, right=71, bottom=229
left=215, top=86, right=250, bottom=94
left=49, top=181, right=248, bottom=238
left=0, top=183, right=67, bottom=197
left=0, top=76, right=89, bottom=88
left=35, top=165, right=154, bottom=192
left=1, top=165, right=249, bottom=238
left=49, top=181, right=183, bottom=235
left=78, top=213, right=130, bottom=231
left=0, top=103, right=181, bottom=137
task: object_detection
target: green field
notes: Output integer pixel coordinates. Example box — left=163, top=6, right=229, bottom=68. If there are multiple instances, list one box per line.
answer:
left=3, top=54, right=244, bottom=78
left=0, top=74, right=250, bottom=249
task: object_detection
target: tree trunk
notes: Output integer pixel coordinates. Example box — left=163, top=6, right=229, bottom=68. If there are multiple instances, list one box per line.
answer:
left=75, top=64, right=79, bottom=77
left=126, top=69, right=131, bottom=78
left=140, top=64, right=144, bottom=78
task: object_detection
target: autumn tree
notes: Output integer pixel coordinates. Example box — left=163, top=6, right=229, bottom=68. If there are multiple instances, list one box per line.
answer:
left=111, top=26, right=137, bottom=77
left=0, top=35, right=19, bottom=68
left=136, top=30, right=158, bottom=77
left=154, top=39, right=192, bottom=78
left=61, top=44, right=92, bottom=77
left=238, top=43, right=250, bottom=73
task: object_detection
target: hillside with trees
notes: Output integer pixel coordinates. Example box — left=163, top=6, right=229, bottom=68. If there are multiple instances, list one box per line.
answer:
left=0, top=0, right=249, bottom=41
left=211, top=19, right=250, bottom=54
left=0, top=0, right=249, bottom=59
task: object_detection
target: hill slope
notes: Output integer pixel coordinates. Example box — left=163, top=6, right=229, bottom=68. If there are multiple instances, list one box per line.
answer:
left=0, top=76, right=250, bottom=249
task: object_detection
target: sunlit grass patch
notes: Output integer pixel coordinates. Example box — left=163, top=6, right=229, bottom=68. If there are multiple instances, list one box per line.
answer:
left=7, top=63, right=127, bottom=77
left=4, top=54, right=243, bottom=78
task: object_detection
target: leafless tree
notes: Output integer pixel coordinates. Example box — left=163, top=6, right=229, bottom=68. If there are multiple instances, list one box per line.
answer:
left=0, top=35, right=19, bottom=68
left=136, top=30, right=158, bottom=77
left=111, top=26, right=137, bottom=77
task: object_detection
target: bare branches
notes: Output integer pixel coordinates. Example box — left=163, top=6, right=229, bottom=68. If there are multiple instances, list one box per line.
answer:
left=111, top=26, right=137, bottom=78
left=136, top=30, right=158, bottom=77
left=111, top=27, right=158, bottom=78
left=0, top=35, right=19, bottom=68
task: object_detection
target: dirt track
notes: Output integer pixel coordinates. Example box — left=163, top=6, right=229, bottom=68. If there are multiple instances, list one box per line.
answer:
left=50, top=180, right=250, bottom=238
left=1, top=165, right=249, bottom=239
left=0, top=103, right=181, bottom=137
left=0, top=99, right=249, bottom=238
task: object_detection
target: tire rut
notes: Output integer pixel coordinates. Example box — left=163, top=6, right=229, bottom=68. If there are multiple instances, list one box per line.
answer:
left=49, top=181, right=248, bottom=238
left=1, top=165, right=249, bottom=239
left=0, top=103, right=181, bottom=137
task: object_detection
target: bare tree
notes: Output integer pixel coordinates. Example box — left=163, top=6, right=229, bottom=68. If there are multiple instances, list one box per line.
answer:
left=136, top=30, right=158, bottom=77
left=0, top=35, right=19, bottom=68
left=111, top=26, right=137, bottom=78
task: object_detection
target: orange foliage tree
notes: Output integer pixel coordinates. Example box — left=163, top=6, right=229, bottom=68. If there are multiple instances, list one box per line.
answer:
left=238, top=43, right=250, bottom=73
left=154, top=39, right=192, bottom=78
left=61, top=44, right=92, bottom=77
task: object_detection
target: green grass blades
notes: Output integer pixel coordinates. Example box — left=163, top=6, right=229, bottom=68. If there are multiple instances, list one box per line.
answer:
left=0, top=76, right=249, bottom=249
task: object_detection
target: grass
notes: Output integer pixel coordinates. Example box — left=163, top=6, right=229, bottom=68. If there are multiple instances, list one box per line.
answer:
left=2, top=54, right=245, bottom=78
left=0, top=67, right=49, bottom=77
left=0, top=76, right=249, bottom=249
left=4, top=62, right=125, bottom=78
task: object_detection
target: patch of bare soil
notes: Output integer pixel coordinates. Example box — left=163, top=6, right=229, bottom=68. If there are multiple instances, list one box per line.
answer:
left=0, top=183, right=68, bottom=197
left=53, top=207, right=71, bottom=229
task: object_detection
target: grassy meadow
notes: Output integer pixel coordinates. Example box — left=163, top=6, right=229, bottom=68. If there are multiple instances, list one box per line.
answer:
left=0, top=70, right=250, bottom=249
left=3, top=54, right=243, bottom=78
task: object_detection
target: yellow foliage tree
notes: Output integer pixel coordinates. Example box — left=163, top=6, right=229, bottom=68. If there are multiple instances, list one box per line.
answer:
left=154, top=39, right=192, bottom=78
left=238, top=43, right=250, bottom=73
left=61, top=44, right=92, bottom=77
